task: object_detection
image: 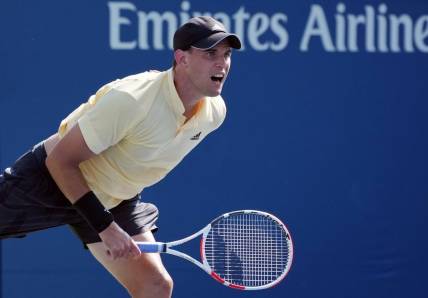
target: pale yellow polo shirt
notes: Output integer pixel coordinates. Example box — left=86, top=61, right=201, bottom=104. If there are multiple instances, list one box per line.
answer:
left=58, top=69, right=226, bottom=209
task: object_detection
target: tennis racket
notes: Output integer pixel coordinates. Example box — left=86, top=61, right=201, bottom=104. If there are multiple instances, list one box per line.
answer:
left=136, top=210, right=293, bottom=290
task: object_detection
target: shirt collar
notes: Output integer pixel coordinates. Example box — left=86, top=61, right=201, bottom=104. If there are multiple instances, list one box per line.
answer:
left=166, top=68, right=186, bottom=124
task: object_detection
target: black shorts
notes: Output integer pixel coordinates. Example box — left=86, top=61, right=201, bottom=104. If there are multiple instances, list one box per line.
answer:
left=0, top=142, right=159, bottom=246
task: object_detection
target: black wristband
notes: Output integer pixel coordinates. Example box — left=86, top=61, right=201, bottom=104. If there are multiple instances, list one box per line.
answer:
left=73, top=191, right=114, bottom=233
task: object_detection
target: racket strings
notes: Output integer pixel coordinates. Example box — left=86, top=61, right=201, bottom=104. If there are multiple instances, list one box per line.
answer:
left=205, top=213, right=291, bottom=287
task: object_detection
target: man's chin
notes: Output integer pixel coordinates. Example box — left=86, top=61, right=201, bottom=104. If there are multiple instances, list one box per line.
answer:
left=207, top=88, right=222, bottom=97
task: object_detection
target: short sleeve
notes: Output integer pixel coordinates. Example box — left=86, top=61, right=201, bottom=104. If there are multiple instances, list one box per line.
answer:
left=211, top=96, right=227, bottom=129
left=77, top=89, right=141, bottom=154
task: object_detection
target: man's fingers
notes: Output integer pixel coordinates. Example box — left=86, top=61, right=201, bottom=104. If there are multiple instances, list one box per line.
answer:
left=100, top=224, right=140, bottom=260
left=108, top=243, right=137, bottom=260
left=122, top=240, right=140, bottom=259
left=130, top=241, right=141, bottom=258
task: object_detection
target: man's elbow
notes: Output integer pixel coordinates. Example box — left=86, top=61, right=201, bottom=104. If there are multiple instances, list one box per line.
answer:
left=45, top=153, right=59, bottom=174
left=45, top=151, right=70, bottom=173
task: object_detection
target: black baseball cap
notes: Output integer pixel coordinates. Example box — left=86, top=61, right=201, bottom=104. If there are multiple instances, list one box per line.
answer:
left=173, top=16, right=242, bottom=51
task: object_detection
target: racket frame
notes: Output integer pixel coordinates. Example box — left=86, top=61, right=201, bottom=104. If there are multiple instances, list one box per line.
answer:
left=137, top=210, right=293, bottom=290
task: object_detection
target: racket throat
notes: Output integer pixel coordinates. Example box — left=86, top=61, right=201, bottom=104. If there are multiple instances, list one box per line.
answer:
left=159, top=243, right=167, bottom=253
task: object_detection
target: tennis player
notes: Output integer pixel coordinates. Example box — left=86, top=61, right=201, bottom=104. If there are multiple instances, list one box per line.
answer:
left=0, top=16, right=241, bottom=298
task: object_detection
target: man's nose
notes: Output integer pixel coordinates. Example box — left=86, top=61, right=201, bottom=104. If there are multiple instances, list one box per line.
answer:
left=215, top=56, right=228, bottom=68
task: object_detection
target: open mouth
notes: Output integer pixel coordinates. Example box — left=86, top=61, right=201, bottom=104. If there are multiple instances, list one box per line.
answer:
left=211, top=74, right=224, bottom=83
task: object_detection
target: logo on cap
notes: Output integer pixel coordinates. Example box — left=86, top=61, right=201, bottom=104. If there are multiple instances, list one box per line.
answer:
left=211, top=23, right=224, bottom=32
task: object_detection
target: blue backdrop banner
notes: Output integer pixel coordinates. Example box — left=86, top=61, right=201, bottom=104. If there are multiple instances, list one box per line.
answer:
left=1, top=1, right=428, bottom=298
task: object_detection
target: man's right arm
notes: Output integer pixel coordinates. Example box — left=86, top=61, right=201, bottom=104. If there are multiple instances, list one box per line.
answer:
left=45, top=123, right=141, bottom=260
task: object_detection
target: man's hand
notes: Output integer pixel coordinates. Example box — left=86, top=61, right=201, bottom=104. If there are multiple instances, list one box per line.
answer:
left=99, top=222, right=142, bottom=260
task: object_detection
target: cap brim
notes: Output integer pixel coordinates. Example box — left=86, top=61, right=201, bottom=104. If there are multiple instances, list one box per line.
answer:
left=192, top=32, right=242, bottom=50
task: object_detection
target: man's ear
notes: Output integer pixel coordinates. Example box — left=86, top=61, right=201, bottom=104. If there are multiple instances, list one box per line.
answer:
left=174, top=49, right=188, bottom=67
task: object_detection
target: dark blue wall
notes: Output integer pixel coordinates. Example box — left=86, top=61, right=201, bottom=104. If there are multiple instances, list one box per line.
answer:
left=1, top=1, right=428, bottom=297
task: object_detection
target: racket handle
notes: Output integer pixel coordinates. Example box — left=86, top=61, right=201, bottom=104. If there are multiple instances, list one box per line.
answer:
left=138, top=242, right=166, bottom=253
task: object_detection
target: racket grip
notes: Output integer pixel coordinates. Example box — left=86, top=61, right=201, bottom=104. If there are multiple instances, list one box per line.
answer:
left=138, top=242, right=166, bottom=253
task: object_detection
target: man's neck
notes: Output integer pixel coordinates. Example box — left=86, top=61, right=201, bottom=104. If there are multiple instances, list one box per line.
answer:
left=173, top=68, right=203, bottom=118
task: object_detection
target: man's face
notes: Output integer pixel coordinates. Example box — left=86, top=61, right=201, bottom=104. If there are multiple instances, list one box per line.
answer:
left=185, top=40, right=232, bottom=97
